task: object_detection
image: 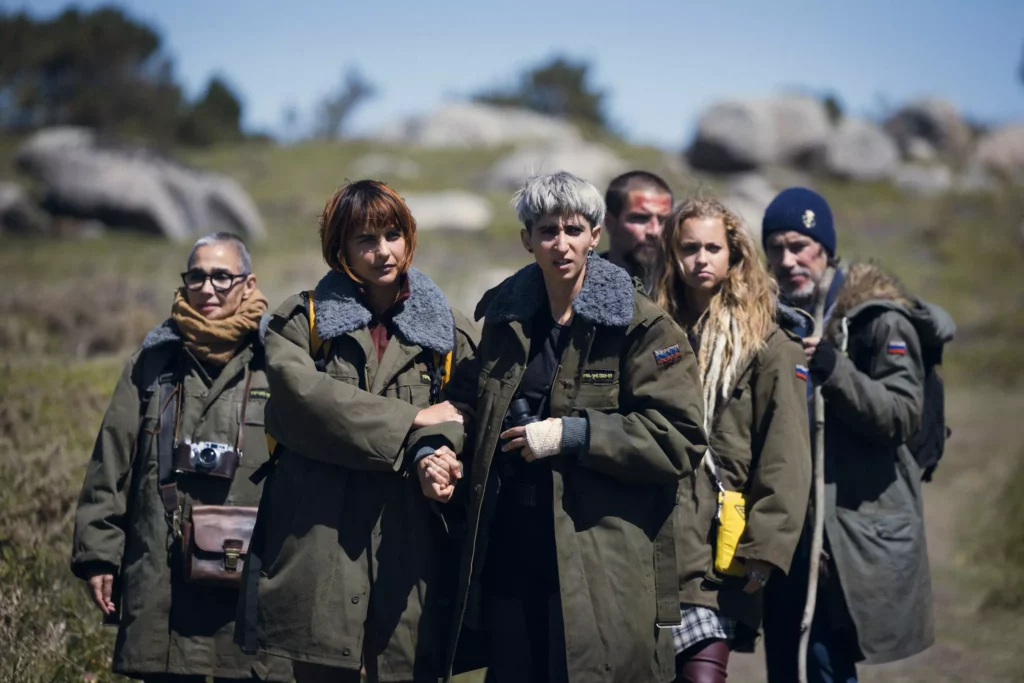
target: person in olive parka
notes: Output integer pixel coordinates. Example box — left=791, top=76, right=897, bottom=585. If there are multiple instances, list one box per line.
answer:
left=417, top=172, right=708, bottom=683
left=654, top=197, right=811, bottom=682
left=71, top=232, right=291, bottom=682
left=761, top=187, right=949, bottom=682
left=241, top=180, right=477, bottom=683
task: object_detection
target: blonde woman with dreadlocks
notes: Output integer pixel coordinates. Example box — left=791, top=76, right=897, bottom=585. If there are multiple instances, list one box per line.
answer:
left=656, top=198, right=812, bottom=683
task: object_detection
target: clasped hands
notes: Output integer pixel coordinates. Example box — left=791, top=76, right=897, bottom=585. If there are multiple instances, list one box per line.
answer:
left=417, top=417, right=564, bottom=503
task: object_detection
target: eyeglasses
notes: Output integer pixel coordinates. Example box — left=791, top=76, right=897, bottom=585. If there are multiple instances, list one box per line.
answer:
left=181, top=269, right=249, bottom=292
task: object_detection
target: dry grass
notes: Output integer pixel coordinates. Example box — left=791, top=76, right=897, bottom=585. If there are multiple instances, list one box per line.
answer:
left=0, top=357, right=127, bottom=682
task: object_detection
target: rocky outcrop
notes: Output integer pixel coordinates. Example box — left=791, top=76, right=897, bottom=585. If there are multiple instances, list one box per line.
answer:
left=824, top=119, right=900, bottom=181
left=482, top=143, right=628, bottom=192
left=885, top=98, right=972, bottom=158
left=403, top=191, right=493, bottom=232
left=16, top=127, right=265, bottom=242
left=688, top=96, right=831, bottom=172
left=373, top=102, right=581, bottom=149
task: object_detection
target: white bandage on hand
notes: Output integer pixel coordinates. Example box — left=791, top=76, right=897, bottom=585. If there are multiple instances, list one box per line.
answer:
left=524, top=419, right=563, bottom=459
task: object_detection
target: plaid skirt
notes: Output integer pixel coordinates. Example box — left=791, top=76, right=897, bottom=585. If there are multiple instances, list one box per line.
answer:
left=672, top=605, right=737, bottom=654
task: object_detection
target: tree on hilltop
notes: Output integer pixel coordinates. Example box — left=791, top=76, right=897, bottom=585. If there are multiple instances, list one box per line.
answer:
left=475, top=55, right=609, bottom=131
left=0, top=6, right=245, bottom=146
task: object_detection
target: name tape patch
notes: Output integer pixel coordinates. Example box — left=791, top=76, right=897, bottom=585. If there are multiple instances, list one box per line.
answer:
left=654, top=344, right=682, bottom=368
left=582, top=370, right=616, bottom=384
left=887, top=341, right=907, bottom=356
left=795, top=364, right=808, bottom=381
left=249, top=388, right=271, bottom=400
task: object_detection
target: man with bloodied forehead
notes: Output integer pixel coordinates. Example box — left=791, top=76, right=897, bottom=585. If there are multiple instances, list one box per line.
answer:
left=602, top=171, right=674, bottom=294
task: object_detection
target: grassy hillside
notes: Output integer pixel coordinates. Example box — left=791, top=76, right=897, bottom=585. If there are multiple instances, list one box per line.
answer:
left=1, top=138, right=1022, bottom=681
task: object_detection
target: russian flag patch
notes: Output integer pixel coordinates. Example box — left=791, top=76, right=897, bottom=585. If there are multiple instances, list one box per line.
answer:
left=887, top=341, right=907, bottom=356
left=654, top=344, right=682, bottom=368
left=795, top=364, right=809, bottom=381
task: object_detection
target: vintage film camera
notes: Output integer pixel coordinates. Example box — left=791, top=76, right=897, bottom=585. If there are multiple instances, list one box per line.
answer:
left=172, top=440, right=241, bottom=479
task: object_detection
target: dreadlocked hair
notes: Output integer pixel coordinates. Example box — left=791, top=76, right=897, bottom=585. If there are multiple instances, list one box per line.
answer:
left=655, top=196, right=778, bottom=430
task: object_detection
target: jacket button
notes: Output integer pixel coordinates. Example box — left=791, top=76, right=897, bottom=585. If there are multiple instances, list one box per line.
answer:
left=474, top=484, right=482, bottom=494
left=351, top=595, right=360, bottom=604
left=342, top=647, right=351, bottom=657
left=200, top=390, right=208, bottom=398
left=504, top=370, right=514, bottom=379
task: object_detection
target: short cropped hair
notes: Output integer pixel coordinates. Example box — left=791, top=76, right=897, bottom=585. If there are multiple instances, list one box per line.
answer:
left=512, top=171, right=605, bottom=232
left=188, top=232, right=252, bottom=273
left=318, top=180, right=417, bottom=280
left=605, top=171, right=673, bottom=219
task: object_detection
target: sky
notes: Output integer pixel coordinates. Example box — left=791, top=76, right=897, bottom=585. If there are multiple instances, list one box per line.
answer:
left=11, top=0, right=1024, bottom=149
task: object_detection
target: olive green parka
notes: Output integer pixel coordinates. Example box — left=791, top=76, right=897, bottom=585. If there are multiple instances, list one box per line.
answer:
left=431, top=256, right=708, bottom=683
left=814, top=264, right=951, bottom=664
left=240, top=268, right=477, bottom=681
left=676, top=321, right=812, bottom=640
left=71, top=320, right=291, bottom=681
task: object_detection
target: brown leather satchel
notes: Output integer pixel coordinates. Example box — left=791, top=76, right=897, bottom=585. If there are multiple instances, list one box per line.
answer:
left=181, top=505, right=257, bottom=587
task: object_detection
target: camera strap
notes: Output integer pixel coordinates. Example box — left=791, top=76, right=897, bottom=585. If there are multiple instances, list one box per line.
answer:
left=156, top=352, right=185, bottom=537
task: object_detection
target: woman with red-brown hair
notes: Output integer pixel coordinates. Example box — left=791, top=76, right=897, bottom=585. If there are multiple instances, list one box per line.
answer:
left=237, top=180, right=478, bottom=683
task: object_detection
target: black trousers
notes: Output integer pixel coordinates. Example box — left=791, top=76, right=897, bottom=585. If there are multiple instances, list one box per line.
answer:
left=484, top=591, right=568, bottom=683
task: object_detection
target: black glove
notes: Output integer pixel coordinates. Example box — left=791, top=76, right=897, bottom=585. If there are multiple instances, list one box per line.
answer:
left=809, top=339, right=838, bottom=383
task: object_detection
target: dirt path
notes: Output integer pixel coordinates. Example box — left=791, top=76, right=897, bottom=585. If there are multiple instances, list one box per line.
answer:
left=727, top=389, right=1024, bottom=683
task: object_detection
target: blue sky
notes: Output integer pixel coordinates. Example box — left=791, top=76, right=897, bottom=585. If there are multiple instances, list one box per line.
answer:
left=12, top=0, right=1024, bottom=148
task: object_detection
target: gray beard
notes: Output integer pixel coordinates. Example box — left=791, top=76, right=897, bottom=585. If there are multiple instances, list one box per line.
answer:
left=623, top=248, right=664, bottom=295
left=780, top=277, right=818, bottom=310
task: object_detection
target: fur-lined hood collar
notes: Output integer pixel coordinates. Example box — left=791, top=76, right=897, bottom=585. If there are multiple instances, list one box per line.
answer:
left=777, top=302, right=813, bottom=333
left=482, top=252, right=635, bottom=328
left=828, top=263, right=955, bottom=345
left=141, top=316, right=271, bottom=350
left=311, top=267, right=455, bottom=354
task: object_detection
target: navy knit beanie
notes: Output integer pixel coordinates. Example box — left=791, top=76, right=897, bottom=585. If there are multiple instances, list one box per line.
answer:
left=761, top=187, right=836, bottom=256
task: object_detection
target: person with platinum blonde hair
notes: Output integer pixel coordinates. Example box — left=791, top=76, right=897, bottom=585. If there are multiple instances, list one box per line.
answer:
left=417, top=171, right=707, bottom=682
left=654, top=197, right=811, bottom=682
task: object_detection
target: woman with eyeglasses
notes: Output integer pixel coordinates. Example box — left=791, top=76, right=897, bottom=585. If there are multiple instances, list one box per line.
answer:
left=71, top=232, right=292, bottom=682
left=237, top=180, right=478, bottom=683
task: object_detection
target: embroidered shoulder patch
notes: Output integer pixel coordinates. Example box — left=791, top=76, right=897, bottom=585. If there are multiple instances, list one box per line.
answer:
left=887, top=341, right=907, bottom=356
left=249, top=388, right=271, bottom=400
left=420, top=371, right=433, bottom=384
left=795, top=365, right=808, bottom=381
left=582, top=370, right=616, bottom=384
left=654, top=344, right=682, bottom=368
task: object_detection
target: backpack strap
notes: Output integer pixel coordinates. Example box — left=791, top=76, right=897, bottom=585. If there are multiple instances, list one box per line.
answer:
left=425, top=350, right=454, bottom=405
left=306, top=289, right=332, bottom=367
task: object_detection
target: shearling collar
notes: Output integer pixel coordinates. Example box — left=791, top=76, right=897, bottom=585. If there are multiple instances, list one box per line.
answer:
left=483, top=252, right=635, bottom=328
left=311, top=267, right=455, bottom=354
left=825, top=262, right=955, bottom=346
left=141, top=319, right=180, bottom=349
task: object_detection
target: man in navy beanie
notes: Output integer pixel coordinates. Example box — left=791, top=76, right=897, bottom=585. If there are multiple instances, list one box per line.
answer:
left=759, top=187, right=941, bottom=683
left=762, top=186, right=839, bottom=317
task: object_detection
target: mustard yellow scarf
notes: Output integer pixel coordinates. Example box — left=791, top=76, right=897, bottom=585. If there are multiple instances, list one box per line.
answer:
left=171, top=288, right=268, bottom=365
